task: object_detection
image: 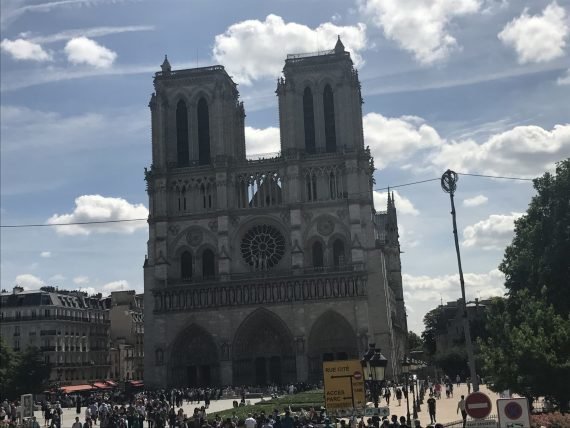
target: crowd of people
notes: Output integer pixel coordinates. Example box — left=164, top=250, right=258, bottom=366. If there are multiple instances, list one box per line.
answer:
left=1, top=377, right=478, bottom=428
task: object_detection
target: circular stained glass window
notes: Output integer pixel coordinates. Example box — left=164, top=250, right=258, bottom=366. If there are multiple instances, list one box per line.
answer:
left=241, top=224, right=286, bottom=270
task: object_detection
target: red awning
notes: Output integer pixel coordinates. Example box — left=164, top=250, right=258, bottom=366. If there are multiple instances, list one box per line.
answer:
left=60, top=385, right=94, bottom=393
left=105, top=380, right=118, bottom=387
left=129, top=380, right=144, bottom=387
left=93, top=382, right=111, bottom=389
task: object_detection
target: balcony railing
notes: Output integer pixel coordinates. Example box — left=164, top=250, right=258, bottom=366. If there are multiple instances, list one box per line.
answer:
left=1, top=314, right=110, bottom=323
left=154, top=267, right=368, bottom=313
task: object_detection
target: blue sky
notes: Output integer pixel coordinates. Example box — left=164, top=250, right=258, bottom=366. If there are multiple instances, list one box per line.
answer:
left=1, top=0, right=569, bottom=333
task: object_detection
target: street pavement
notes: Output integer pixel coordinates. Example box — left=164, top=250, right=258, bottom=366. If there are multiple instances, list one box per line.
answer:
left=376, top=383, right=501, bottom=426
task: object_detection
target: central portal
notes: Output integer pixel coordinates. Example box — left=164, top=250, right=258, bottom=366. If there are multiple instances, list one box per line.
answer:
left=233, top=309, right=296, bottom=385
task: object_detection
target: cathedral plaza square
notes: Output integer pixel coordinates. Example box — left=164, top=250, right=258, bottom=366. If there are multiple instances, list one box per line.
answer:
left=143, top=38, right=409, bottom=388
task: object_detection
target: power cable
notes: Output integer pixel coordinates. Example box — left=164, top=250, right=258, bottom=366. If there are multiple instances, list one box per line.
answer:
left=0, top=171, right=534, bottom=228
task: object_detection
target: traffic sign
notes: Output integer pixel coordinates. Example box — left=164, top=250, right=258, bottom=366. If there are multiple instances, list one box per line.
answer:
left=497, top=398, right=530, bottom=428
left=323, top=360, right=366, bottom=410
left=465, top=392, right=493, bottom=419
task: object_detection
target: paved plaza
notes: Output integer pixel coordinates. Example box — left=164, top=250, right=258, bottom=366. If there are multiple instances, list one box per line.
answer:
left=47, top=384, right=501, bottom=427
left=377, top=383, right=501, bottom=426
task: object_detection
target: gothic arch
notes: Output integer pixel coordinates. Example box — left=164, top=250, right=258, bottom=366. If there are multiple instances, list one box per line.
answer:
left=232, top=308, right=296, bottom=385
left=176, top=99, right=189, bottom=166
left=195, top=244, right=217, bottom=279
left=168, top=226, right=216, bottom=257
left=197, top=97, right=211, bottom=165
left=302, top=214, right=350, bottom=243
left=303, top=86, right=316, bottom=154
left=168, top=323, right=220, bottom=386
left=307, top=310, right=359, bottom=381
left=304, top=235, right=326, bottom=269
left=323, top=84, right=337, bottom=153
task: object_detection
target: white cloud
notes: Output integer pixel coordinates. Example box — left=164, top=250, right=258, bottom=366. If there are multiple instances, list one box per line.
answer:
left=213, top=14, right=367, bottom=84
left=360, top=0, right=480, bottom=64
left=373, top=190, right=420, bottom=215
left=73, top=276, right=89, bottom=285
left=245, top=126, right=280, bottom=157
left=1, top=38, right=51, bottom=61
left=64, top=37, right=117, bottom=68
left=498, top=2, right=568, bottom=64
left=463, top=195, right=488, bottom=207
left=463, top=212, right=523, bottom=250
left=557, top=69, right=570, bottom=85
left=403, top=268, right=505, bottom=303
left=14, top=273, right=44, bottom=290
left=79, top=287, right=99, bottom=296
left=47, top=195, right=148, bottom=236
left=40, top=251, right=52, bottom=258
left=429, top=124, right=570, bottom=178
left=49, top=274, right=66, bottom=283
left=29, top=25, right=155, bottom=44
left=102, top=280, right=129, bottom=292
left=363, top=113, right=444, bottom=168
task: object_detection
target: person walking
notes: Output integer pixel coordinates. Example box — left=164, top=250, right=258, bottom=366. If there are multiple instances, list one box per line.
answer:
left=427, top=394, right=437, bottom=424
left=396, top=388, right=403, bottom=406
left=457, top=395, right=467, bottom=428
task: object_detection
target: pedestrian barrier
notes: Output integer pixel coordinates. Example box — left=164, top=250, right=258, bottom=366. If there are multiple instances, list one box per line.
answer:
left=442, top=413, right=498, bottom=427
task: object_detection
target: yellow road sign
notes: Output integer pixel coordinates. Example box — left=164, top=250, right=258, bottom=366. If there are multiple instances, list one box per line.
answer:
left=323, top=360, right=366, bottom=410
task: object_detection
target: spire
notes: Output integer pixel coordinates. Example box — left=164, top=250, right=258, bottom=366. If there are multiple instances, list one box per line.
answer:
left=161, top=54, right=171, bottom=74
left=391, top=191, right=395, bottom=208
left=387, top=187, right=392, bottom=210
left=334, top=35, right=345, bottom=54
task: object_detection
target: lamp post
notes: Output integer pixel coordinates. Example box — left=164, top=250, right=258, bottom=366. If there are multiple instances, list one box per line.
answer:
left=441, top=169, right=479, bottom=393
left=401, top=356, right=412, bottom=426
left=410, top=360, right=418, bottom=419
left=361, top=344, right=388, bottom=408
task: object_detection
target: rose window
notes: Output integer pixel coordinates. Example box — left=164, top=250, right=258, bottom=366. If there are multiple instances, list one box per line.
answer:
left=241, top=225, right=285, bottom=270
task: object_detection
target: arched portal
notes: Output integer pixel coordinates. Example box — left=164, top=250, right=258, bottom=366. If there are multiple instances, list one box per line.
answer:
left=307, top=311, right=359, bottom=381
left=233, top=309, right=296, bottom=385
left=168, top=324, right=220, bottom=387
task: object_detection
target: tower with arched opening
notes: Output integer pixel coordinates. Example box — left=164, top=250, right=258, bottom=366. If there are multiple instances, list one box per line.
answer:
left=144, top=40, right=407, bottom=388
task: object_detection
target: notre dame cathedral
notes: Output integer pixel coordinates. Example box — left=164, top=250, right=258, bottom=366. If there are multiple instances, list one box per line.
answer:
left=143, top=38, right=408, bottom=388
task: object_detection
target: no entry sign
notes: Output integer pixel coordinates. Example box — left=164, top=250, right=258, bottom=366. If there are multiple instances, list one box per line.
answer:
left=465, top=392, right=493, bottom=419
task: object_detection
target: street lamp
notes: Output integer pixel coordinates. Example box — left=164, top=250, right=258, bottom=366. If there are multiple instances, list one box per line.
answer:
left=401, top=356, right=412, bottom=426
left=441, top=169, right=479, bottom=392
left=410, top=359, right=419, bottom=419
left=361, top=344, right=388, bottom=408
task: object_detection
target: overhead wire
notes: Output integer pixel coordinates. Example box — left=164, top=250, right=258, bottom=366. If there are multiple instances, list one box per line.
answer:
left=0, top=171, right=534, bottom=229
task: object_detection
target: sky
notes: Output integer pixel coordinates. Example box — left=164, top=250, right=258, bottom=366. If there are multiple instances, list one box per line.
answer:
left=1, top=0, right=569, bottom=334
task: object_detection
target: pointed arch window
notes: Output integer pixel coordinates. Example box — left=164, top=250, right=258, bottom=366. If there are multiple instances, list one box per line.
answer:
left=323, top=85, right=337, bottom=153
left=312, top=241, right=324, bottom=268
left=202, top=249, right=215, bottom=279
left=197, top=98, right=211, bottom=165
left=303, top=87, right=316, bottom=154
left=181, top=251, right=193, bottom=279
left=176, top=100, right=189, bottom=166
left=332, top=239, right=345, bottom=267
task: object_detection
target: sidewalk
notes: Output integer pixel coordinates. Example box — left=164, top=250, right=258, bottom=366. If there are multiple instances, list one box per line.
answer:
left=379, top=384, right=501, bottom=425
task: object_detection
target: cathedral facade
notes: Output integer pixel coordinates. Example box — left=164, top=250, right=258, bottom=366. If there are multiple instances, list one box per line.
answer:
left=143, top=39, right=408, bottom=388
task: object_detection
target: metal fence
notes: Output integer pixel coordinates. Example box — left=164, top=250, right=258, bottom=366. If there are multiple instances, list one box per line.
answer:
left=442, top=413, right=498, bottom=427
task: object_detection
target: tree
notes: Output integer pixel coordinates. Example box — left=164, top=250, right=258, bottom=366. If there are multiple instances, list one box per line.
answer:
left=499, top=159, right=570, bottom=316
left=481, top=160, right=570, bottom=411
left=421, top=307, right=445, bottom=355
left=408, top=331, right=423, bottom=351
left=0, top=341, right=52, bottom=399
left=479, top=291, right=570, bottom=410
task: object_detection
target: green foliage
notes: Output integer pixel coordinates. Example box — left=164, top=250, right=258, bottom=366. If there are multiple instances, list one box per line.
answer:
left=433, top=347, right=468, bottom=378
left=421, top=307, right=445, bottom=355
left=408, top=331, right=423, bottom=351
left=481, top=160, right=570, bottom=411
left=0, top=338, right=52, bottom=399
left=479, top=291, right=570, bottom=411
left=499, top=158, right=570, bottom=316
left=209, top=391, right=325, bottom=421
